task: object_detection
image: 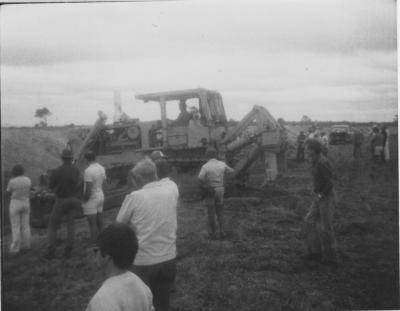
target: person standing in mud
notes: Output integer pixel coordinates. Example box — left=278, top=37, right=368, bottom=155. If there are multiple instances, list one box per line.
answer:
left=382, top=125, right=390, bottom=162
left=6, top=164, right=32, bottom=255
left=296, top=131, right=306, bottom=162
left=353, top=129, right=364, bottom=159
left=370, top=126, right=384, bottom=163
left=82, top=151, right=107, bottom=245
left=46, top=149, right=81, bottom=259
left=198, top=147, right=234, bottom=240
left=303, top=139, right=337, bottom=266
left=320, top=132, right=329, bottom=156
left=116, top=159, right=178, bottom=311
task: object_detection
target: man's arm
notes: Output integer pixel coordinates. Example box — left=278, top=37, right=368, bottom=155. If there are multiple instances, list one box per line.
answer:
left=83, top=182, right=92, bottom=203
left=82, top=169, right=92, bottom=202
left=116, top=193, right=137, bottom=224
left=5, top=180, right=13, bottom=199
left=198, top=166, right=206, bottom=182
left=225, top=163, right=235, bottom=174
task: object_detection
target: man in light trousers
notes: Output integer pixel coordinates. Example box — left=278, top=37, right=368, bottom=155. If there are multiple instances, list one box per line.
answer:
left=6, top=164, right=32, bottom=254
left=198, top=147, right=234, bottom=240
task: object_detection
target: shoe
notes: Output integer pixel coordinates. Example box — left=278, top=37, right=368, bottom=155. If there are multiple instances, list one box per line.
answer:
left=301, top=253, right=322, bottom=262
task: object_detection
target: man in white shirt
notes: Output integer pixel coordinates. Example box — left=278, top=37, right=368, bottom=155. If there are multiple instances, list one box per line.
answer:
left=116, top=159, right=178, bottom=311
left=82, top=151, right=107, bottom=244
left=198, top=147, right=234, bottom=240
left=86, top=223, right=154, bottom=311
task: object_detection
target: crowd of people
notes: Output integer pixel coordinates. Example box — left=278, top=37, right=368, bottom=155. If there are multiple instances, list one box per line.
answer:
left=296, top=124, right=391, bottom=163
left=5, top=122, right=392, bottom=310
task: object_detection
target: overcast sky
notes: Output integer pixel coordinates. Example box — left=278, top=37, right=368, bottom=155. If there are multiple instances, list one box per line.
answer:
left=0, top=0, right=397, bottom=126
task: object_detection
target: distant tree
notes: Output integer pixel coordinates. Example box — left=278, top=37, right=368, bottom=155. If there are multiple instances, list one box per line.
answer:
left=300, top=115, right=312, bottom=123
left=35, top=107, right=51, bottom=127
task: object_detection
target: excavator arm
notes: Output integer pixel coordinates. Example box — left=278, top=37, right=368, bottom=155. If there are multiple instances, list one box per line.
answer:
left=74, top=111, right=108, bottom=170
left=222, top=105, right=281, bottom=180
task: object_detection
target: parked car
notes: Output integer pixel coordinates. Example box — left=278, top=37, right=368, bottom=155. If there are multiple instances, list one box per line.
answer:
left=329, top=124, right=353, bottom=145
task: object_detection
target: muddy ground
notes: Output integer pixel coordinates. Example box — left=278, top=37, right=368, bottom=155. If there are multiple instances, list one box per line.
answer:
left=2, top=128, right=399, bottom=310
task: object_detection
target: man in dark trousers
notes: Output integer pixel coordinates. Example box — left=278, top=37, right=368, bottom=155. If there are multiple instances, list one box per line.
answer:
left=46, top=149, right=81, bottom=259
left=117, top=159, right=178, bottom=311
left=303, top=139, right=337, bottom=266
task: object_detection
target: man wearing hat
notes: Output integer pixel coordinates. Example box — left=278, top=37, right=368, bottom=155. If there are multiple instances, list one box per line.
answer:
left=46, top=148, right=81, bottom=259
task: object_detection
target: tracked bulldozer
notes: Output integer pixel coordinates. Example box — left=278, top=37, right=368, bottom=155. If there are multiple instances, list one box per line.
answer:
left=30, top=88, right=284, bottom=227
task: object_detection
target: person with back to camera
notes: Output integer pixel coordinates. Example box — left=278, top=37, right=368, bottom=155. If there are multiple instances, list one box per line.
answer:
left=381, top=125, right=390, bottom=162
left=86, top=223, right=154, bottom=311
left=352, top=129, right=364, bottom=159
left=116, top=159, right=178, bottom=311
left=198, top=147, right=234, bottom=240
left=320, top=131, right=329, bottom=156
left=370, top=126, right=384, bottom=163
left=46, top=149, right=81, bottom=260
left=296, top=131, right=306, bottom=162
left=150, top=151, right=176, bottom=189
left=6, top=164, right=32, bottom=255
left=82, top=151, right=107, bottom=245
left=303, top=139, right=338, bottom=266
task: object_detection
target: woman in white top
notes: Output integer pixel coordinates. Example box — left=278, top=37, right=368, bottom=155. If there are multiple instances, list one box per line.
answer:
left=6, top=164, right=32, bottom=254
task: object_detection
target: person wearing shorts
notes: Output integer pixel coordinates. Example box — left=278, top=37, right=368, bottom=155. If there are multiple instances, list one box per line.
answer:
left=198, top=147, right=234, bottom=240
left=82, top=151, right=107, bottom=244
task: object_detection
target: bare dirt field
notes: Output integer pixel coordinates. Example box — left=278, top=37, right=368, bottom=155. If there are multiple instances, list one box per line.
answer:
left=1, top=126, right=399, bottom=311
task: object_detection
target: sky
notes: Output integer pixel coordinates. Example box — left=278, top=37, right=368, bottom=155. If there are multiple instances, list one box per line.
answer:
left=0, top=0, right=397, bottom=126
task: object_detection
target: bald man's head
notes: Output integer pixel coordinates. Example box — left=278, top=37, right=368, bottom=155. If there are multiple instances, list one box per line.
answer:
left=131, top=158, right=157, bottom=187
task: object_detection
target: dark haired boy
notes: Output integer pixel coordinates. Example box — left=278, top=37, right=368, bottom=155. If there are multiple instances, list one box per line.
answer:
left=86, top=223, right=153, bottom=311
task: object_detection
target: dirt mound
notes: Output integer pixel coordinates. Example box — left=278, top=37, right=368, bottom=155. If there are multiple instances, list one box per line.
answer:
left=1, top=127, right=71, bottom=185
